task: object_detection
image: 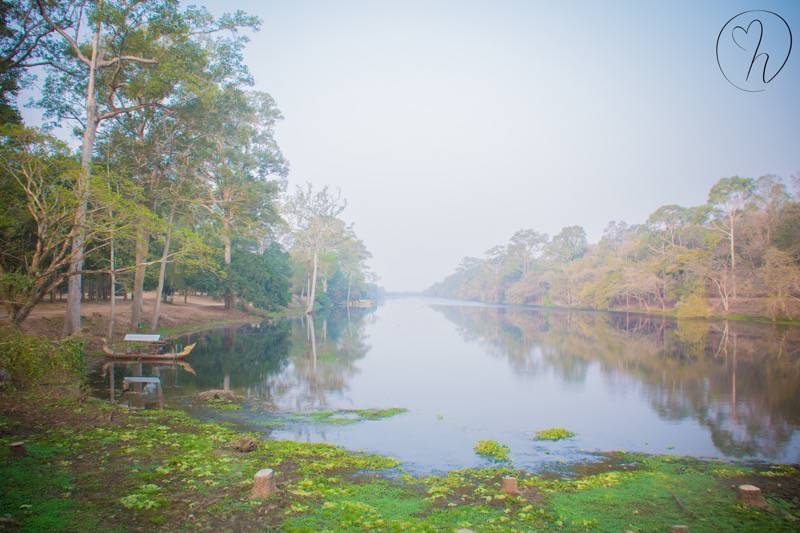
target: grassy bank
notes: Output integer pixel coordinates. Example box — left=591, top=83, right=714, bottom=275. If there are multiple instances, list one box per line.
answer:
left=1, top=390, right=798, bottom=532
left=154, top=317, right=265, bottom=340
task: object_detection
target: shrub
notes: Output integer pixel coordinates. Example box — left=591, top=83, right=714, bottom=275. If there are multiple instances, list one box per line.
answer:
left=675, top=291, right=712, bottom=319
left=0, top=327, right=84, bottom=388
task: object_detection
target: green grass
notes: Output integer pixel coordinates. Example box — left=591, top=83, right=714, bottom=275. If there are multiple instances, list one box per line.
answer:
left=2, top=396, right=799, bottom=532
left=541, top=455, right=799, bottom=532
left=154, top=318, right=256, bottom=338
left=534, top=427, right=576, bottom=441
left=0, top=441, right=110, bottom=532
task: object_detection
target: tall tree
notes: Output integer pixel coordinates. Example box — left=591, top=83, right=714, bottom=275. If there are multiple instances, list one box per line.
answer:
left=198, top=88, right=287, bottom=308
left=286, top=184, right=346, bottom=314
left=0, top=125, right=140, bottom=324
left=34, top=0, right=258, bottom=334
left=707, top=176, right=755, bottom=299
left=508, top=228, right=548, bottom=275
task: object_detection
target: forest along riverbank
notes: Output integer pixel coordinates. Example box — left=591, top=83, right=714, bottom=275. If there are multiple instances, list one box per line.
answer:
left=2, top=388, right=799, bottom=532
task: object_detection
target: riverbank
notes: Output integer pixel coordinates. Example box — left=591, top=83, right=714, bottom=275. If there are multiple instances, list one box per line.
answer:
left=420, top=295, right=800, bottom=327
left=0, top=292, right=306, bottom=350
left=1, top=386, right=798, bottom=532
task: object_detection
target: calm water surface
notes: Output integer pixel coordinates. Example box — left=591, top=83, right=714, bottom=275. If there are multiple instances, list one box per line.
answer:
left=90, top=298, right=800, bottom=473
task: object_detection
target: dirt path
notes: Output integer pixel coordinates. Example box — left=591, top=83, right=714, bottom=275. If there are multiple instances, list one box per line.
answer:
left=1, top=292, right=256, bottom=340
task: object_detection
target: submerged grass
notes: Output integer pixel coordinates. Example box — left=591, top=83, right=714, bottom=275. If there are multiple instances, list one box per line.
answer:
left=1, top=392, right=798, bottom=532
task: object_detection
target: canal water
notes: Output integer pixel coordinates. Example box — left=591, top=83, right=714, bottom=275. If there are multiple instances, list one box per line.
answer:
left=89, top=297, right=800, bottom=473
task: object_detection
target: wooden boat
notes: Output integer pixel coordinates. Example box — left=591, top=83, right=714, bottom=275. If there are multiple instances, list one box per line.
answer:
left=101, top=360, right=196, bottom=375
left=101, top=339, right=196, bottom=360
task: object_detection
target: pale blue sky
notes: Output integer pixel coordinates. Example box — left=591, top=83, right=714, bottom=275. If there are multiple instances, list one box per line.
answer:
left=23, top=1, right=800, bottom=291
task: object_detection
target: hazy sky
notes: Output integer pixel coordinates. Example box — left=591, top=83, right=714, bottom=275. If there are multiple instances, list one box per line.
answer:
left=24, top=1, right=800, bottom=291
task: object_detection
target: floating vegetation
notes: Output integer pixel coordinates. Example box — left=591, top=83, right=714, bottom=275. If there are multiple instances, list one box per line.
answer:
left=534, top=427, right=576, bottom=441
left=302, top=408, right=408, bottom=425
left=3, top=397, right=800, bottom=532
left=473, top=439, right=511, bottom=462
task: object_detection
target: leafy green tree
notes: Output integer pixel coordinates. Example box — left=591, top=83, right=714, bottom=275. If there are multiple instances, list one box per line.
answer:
left=196, top=87, right=287, bottom=309
left=0, top=125, right=141, bottom=324
left=546, top=226, right=588, bottom=263
left=0, top=126, right=80, bottom=323
left=34, top=0, right=258, bottom=334
left=228, top=243, right=291, bottom=312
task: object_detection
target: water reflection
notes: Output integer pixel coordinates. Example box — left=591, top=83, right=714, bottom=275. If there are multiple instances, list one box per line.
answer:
left=261, top=310, right=372, bottom=411
left=90, top=299, right=800, bottom=470
left=433, top=304, right=800, bottom=460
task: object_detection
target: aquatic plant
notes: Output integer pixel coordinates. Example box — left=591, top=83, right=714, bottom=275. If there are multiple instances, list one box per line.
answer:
left=534, top=427, right=576, bottom=441
left=3, top=392, right=800, bottom=532
left=303, top=408, right=408, bottom=425
left=206, top=398, right=241, bottom=411
left=473, top=439, right=511, bottom=462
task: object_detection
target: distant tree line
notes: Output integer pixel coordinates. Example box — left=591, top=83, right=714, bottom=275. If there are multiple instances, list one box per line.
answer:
left=0, top=1, right=375, bottom=335
left=427, top=176, right=800, bottom=320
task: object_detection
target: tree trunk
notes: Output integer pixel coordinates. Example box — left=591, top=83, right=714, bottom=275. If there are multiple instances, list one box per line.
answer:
left=306, top=251, right=318, bottom=314
left=730, top=212, right=737, bottom=300
left=150, top=206, right=176, bottom=331
left=12, top=272, right=67, bottom=326
left=108, top=231, right=116, bottom=340
left=131, top=225, right=149, bottom=328
left=63, top=31, right=100, bottom=336
left=307, top=316, right=317, bottom=371
left=222, top=218, right=234, bottom=309
left=346, top=272, right=352, bottom=307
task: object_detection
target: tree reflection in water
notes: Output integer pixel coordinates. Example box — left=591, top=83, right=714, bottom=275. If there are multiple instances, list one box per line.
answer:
left=184, top=308, right=373, bottom=413
left=432, top=305, right=800, bottom=460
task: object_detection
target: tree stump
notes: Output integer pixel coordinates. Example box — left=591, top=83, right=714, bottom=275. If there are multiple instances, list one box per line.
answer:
left=197, top=389, right=238, bottom=402
left=9, top=442, right=26, bottom=458
left=234, top=437, right=257, bottom=453
left=250, top=468, right=276, bottom=499
left=501, top=476, right=519, bottom=495
left=738, top=484, right=768, bottom=509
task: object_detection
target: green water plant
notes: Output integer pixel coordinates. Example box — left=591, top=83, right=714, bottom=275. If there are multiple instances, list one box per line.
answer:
left=303, top=408, right=408, bottom=425
left=473, top=440, right=510, bottom=462
left=2, top=395, right=800, bottom=532
left=534, top=427, right=576, bottom=441
left=206, top=398, right=241, bottom=411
